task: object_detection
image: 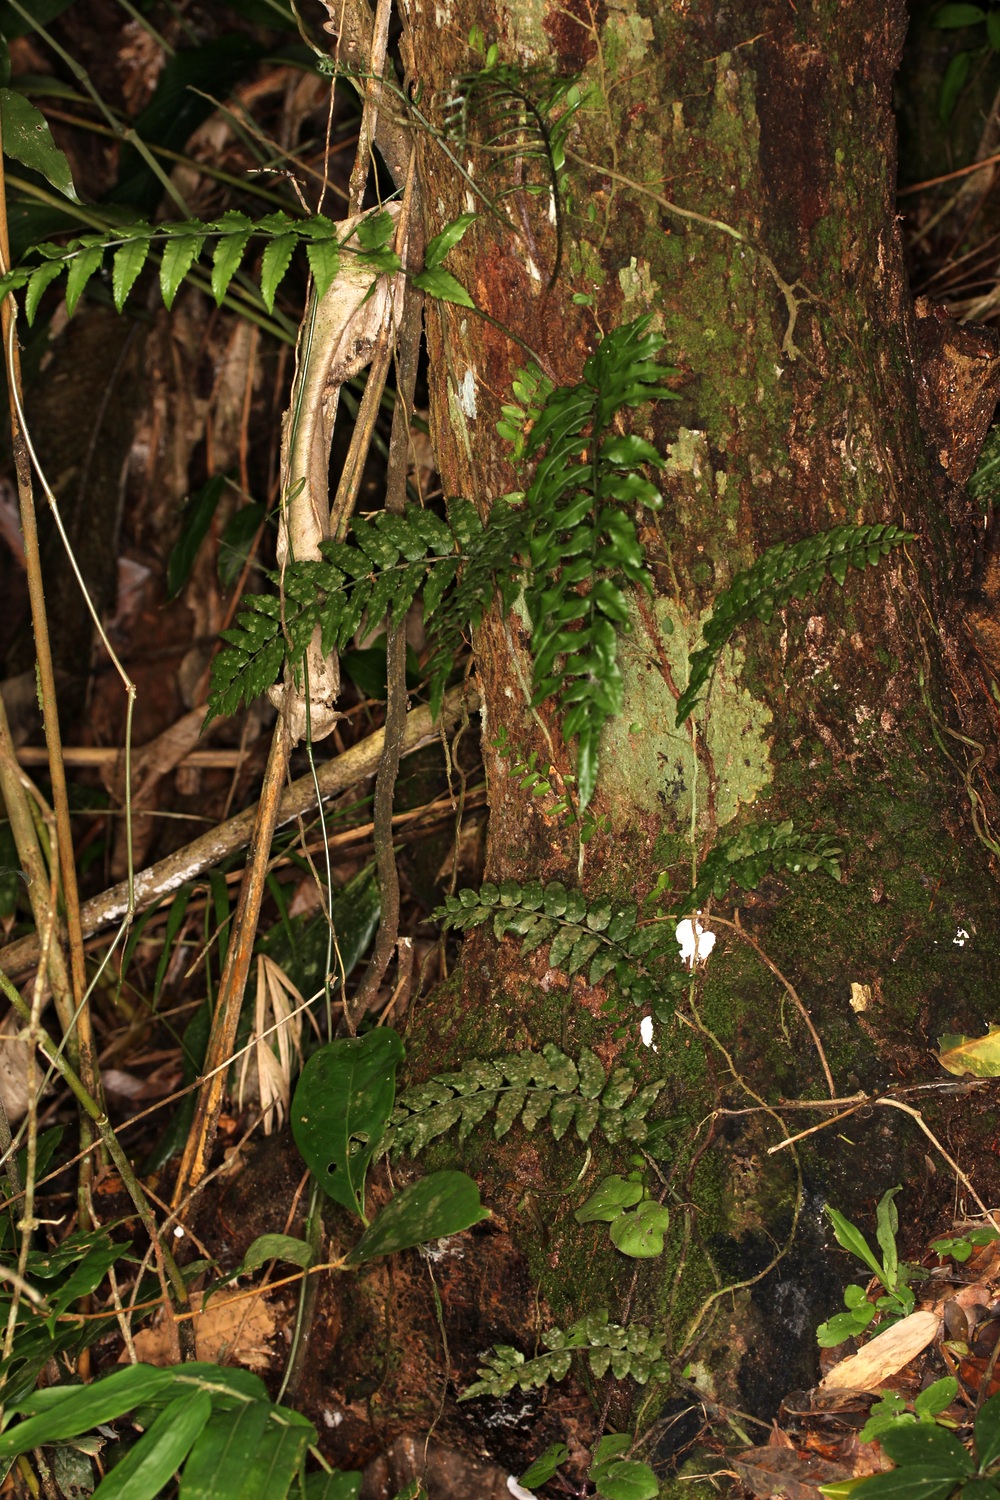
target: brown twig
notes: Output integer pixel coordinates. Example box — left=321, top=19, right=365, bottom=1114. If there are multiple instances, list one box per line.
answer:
left=0, top=686, right=480, bottom=981
left=346, top=155, right=422, bottom=1030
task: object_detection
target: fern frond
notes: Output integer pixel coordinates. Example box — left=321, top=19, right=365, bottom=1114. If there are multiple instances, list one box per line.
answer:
left=443, top=60, right=584, bottom=286
left=460, top=1310, right=670, bottom=1400
left=382, top=1042, right=663, bottom=1158
left=0, top=209, right=389, bottom=324
left=675, top=522, right=915, bottom=725
left=434, top=877, right=687, bottom=1015
left=680, top=819, right=842, bottom=915
left=516, top=315, right=678, bottom=807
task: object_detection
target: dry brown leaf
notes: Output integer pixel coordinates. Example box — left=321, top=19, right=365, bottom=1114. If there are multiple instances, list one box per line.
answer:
left=732, top=1446, right=854, bottom=1499
left=820, top=1309, right=941, bottom=1391
left=127, top=1291, right=275, bottom=1370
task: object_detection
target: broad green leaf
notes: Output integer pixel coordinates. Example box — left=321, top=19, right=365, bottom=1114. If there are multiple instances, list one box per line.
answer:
left=291, top=1028, right=405, bottom=1220
left=0, top=88, right=78, bottom=200
left=306, top=237, right=340, bottom=299
left=167, top=475, right=227, bottom=599
left=64, top=242, right=103, bottom=316
left=940, top=50, right=971, bottom=122
left=519, top=1443, right=569, bottom=1487
left=825, top=1205, right=885, bottom=1282
left=346, top=1171, right=489, bottom=1263
left=226, top=1409, right=313, bottom=1499
left=112, top=232, right=152, bottom=311
left=93, top=1389, right=211, bottom=1499
left=575, top=1175, right=643, bottom=1224
left=424, top=213, right=477, bottom=269
left=24, top=258, right=64, bottom=323
left=161, top=233, right=205, bottom=310
left=842, top=1470, right=966, bottom=1499
left=878, top=1422, right=973, bottom=1472
left=260, top=232, right=297, bottom=312
left=932, top=4, right=986, bottom=24
left=590, top=1459, right=659, bottom=1500
left=411, top=266, right=475, bottom=308
left=211, top=213, right=252, bottom=304
left=0, top=1366, right=177, bottom=1450
left=609, top=1201, right=670, bottom=1259
left=962, top=1482, right=1000, bottom=1500
left=938, top=1025, right=1000, bottom=1077
left=354, top=209, right=394, bottom=250
left=178, top=1402, right=270, bottom=1500
left=218, top=502, right=264, bottom=588
left=237, top=1233, right=314, bottom=1276
left=913, top=1377, right=958, bottom=1418
left=875, top=1187, right=901, bottom=1290
left=977, top=1391, right=1000, bottom=1469
left=304, top=1473, right=363, bottom=1499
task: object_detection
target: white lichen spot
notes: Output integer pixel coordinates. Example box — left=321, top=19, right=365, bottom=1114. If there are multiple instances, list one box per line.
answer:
left=458, top=368, right=477, bottom=420
left=954, top=928, right=971, bottom=947
left=640, top=1015, right=658, bottom=1051
left=676, top=918, right=716, bottom=970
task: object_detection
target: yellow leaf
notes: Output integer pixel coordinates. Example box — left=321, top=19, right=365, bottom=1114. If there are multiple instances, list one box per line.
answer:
left=937, top=1024, right=1000, bottom=1077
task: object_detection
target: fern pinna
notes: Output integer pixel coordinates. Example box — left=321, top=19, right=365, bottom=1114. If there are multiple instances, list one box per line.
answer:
left=513, top=315, right=678, bottom=808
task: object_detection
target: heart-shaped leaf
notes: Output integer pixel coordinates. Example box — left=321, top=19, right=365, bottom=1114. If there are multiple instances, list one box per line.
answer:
left=609, top=1201, right=669, bottom=1259
left=291, top=1029, right=405, bottom=1221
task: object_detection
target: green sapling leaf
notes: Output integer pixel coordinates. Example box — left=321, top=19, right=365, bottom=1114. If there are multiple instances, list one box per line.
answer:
left=0, top=88, right=78, bottom=200
left=346, top=1171, right=489, bottom=1263
left=411, top=266, right=476, bottom=307
left=291, top=1028, right=405, bottom=1222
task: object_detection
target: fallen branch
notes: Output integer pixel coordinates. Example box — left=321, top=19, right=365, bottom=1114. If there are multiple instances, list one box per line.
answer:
left=0, top=685, right=480, bottom=980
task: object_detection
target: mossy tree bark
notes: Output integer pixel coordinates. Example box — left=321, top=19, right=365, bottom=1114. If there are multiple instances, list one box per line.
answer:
left=389, top=0, right=1000, bottom=1463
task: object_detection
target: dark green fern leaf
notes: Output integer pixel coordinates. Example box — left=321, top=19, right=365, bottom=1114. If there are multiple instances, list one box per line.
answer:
left=679, top=819, right=842, bottom=915
left=675, top=522, right=915, bottom=726
left=519, top=315, right=678, bottom=807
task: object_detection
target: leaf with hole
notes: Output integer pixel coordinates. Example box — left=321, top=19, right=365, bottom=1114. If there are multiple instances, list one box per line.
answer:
left=609, top=1200, right=669, bottom=1259
left=346, top=1171, right=489, bottom=1263
left=291, top=1028, right=405, bottom=1221
left=0, top=88, right=78, bottom=200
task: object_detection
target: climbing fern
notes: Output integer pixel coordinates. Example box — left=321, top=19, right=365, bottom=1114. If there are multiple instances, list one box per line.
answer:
left=443, top=46, right=585, bottom=287
left=460, top=1310, right=670, bottom=1400
left=676, top=522, right=914, bottom=725
left=380, top=1044, right=664, bottom=1157
left=679, top=819, right=843, bottom=916
left=513, top=315, right=679, bottom=807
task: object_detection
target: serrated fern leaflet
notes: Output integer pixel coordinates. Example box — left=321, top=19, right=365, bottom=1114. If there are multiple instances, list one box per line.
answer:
left=676, top=523, right=915, bottom=725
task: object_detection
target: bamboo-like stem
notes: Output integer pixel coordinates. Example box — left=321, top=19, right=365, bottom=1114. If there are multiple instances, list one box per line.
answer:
left=0, top=121, right=102, bottom=1217
left=171, top=712, right=290, bottom=1206
left=0, top=964, right=190, bottom=1318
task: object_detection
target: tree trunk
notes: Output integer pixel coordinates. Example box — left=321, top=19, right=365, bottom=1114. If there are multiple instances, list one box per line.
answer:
left=381, top=0, right=1000, bottom=1471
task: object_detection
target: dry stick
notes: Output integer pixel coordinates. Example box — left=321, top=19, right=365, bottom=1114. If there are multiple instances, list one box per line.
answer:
left=0, top=694, right=74, bottom=1034
left=0, top=687, right=479, bottom=981
left=726, top=910, right=836, bottom=1098
left=0, top=964, right=190, bottom=1318
left=0, top=139, right=101, bottom=1181
left=171, top=713, right=290, bottom=1207
left=345, top=162, right=422, bottom=1031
